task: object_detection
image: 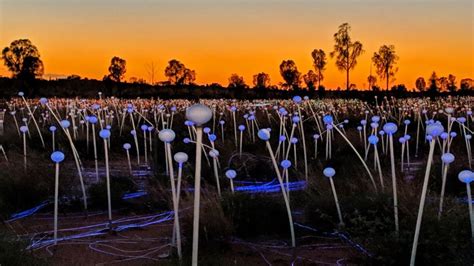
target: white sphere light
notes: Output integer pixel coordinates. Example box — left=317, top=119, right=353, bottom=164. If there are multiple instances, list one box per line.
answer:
left=89, top=116, right=98, bottom=124
left=209, top=149, right=219, bottom=158
left=186, top=104, right=213, bottom=126
left=445, top=107, right=454, bottom=114
left=174, top=152, right=189, bottom=164
left=368, top=135, right=379, bottom=144
left=426, top=123, right=444, bottom=137
left=258, top=128, right=271, bottom=141
left=225, top=169, right=237, bottom=179
left=383, top=122, right=398, bottom=135
left=441, top=153, right=455, bottom=164
left=323, top=167, right=336, bottom=178
left=99, top=129, right=111, bottom=139
left=458, top=170, right=473, bottom=184
left=158, top=129, right=176, bottom=143
left=281, top=160, right=292, bottom=169
left=60, top=120, right=71, bottom=128
left=51, top=151, right=65, bottom=163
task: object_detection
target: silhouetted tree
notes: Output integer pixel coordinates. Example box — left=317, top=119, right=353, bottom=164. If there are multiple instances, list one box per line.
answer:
left=311, top=49, right=326, bottom=88
left=367, top=74, right=377, bottom=90
left=391, top=84, right=407, bottom=92
left=447, top=74, right=457, bottom=92
left=439, top=76, right=449, bottom=92
left=107, top=56, right=126, bottom=82
left=164, top=59, right=196, bottom=85
left=318, top=85, right=326, bottom=97
left=129, top=77, right=146, bottom=84
left=253, top=72, right=271, bottom=89
left=460, top=78, right=473, bottom=90
left=228, top=74, right=246, bottom=88
left=415, top=77, right=426, bottom=92
left=303, top=70, right=318, bottom=93
left=428, top=72, right=439, bottom=93
left=279, top=60, right=301, bottom=90
left=372, top=45, right=399, bottom=91
left=1, top=39, right=44, bottom=80
left=67, top=74, right=81, bottom=80
left=330, top=23, right=364, bottom=90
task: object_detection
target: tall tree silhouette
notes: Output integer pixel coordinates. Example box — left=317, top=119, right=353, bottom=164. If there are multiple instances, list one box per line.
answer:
left=330, top=23, right=364, bottom=90
left=415, top=77, right=426, bottom=92
left=164, top=59, right=196, bottom=85
left=228, top=74, right=246, bottom=88
left=367, top=74, right=377, bottom=90
left=1, top=39, right=44, bottom=80
left=447, top=74, right=457, bottom=92
left=279, top=60, right=301, bottom=90
left=439, top=76, right=449, bottom=92
left=311, top=49, right=326, bottom=89
left=460, top=78, right=473, bottom=90
left=428, top=71, right=439, bottom=93
left=303, top=70, right=318, bottom=92
left=372, top=45, right=399, bottom=91
left=106, top=56, right=126, bottom=82
left=253, top=72, right=271, bottom=89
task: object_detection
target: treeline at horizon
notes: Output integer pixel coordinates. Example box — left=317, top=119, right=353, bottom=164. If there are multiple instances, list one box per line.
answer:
left=1, top=77, right=473, bottom=100
left=1, top=23, right=473, bottom=99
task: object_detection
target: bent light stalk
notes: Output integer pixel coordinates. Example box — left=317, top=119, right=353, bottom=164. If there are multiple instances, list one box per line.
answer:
left=410, top=123, right=443, bottom=266
left=258, top=128, right=296, bottom=248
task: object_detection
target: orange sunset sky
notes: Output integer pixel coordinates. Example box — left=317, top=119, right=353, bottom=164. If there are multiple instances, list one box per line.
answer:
left=0, top=0, right=473, bottom=90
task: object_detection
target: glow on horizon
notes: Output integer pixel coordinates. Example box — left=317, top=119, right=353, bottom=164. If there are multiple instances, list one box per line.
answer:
left=0, top=0, right=472, bottom=90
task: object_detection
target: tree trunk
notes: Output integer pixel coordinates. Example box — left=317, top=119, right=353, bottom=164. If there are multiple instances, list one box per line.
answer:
left=346, top=69, right=350, bottom=91
left=318, top=69, right=322, bottom=89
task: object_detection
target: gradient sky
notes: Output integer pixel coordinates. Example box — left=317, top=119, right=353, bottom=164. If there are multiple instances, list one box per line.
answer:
left=0, top=0, right=473, bottom=89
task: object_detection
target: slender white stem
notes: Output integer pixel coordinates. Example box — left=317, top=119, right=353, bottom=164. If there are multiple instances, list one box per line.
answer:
left=374, top=146, right=384, bottom=190
left=52, top=132, right=55, bottom=151
left=239, top=131, right=243, bottom=159
left=410, top=139, right=436, bottom=266
left=53, top=163, right=59, bottom=245
left=192, top=127, right=203, bottom=266
left=329, top=177, right=344, bottom=227
left=438, top=164, right=449, bottom=220
left=126, top=150, right=132, bottom=176
left=166, top=143, right=182, bottom=259
left=104, top=139, right=112, bottom=226
left=265, top=141, right=296, bottom=247
left=333, top=125, right=378, bottom=191
left=92, top=125, right=99, bottom=182
left=23, top=132, right=27, bottom=172
left=213, top=158, right=221, bottom=197
left=233, top=112, right=237, bottom=148
left=21, top=96, right=45, bottom=148
left=467, top=183, right=474, bottom=243
left=297, top=106, right=308, bottom=181
left=144, top=132, right=148, bottom=164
